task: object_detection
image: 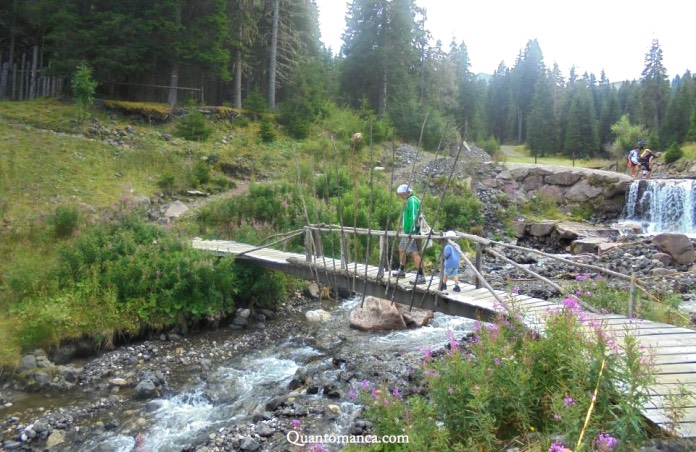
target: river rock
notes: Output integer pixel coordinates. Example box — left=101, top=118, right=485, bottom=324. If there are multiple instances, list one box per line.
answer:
left=652, top=233, right=696, bottom=265
left=255, top=422, right=274, bottom=437
left=305, top=309, right=331, bottom=322
left=349, top=296, right=407, bottom=332
left=239, top=437, right=260, bottom=451
left=46, top=430, right=65, bottom=448
left=19, top=355, right=37, bottom=371
left=569, top=237, right=610, bottom=255
left=163, top=200, right=189, bottom=219
left=395, top=303, right=433, bottom=327
left=528, top=221, right=555, bottom=237
left=134, top=380, right=157, bottom=399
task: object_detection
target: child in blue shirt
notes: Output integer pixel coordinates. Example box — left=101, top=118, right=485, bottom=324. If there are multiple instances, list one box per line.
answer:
left=440, top=231, right=461, bottom=292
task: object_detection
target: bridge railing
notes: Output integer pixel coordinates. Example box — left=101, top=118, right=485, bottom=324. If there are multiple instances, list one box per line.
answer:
left=302, top=223, right=646, bottom=315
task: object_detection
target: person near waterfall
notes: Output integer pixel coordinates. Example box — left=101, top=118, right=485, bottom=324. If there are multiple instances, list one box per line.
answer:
left=394, top=184, right=426, bottom=284
left=627, top=145, right=640, bottom=179
left=639, top=147, right=657, bottom=180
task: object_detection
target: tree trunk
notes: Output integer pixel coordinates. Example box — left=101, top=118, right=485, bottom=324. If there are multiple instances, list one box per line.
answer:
left=167, top=0, right=182, bottom=111
left=233, top=42, right=242, bottom=109
left=378, top=66, right=387, bottom=115
left=268, top=0, right=279, bottom=111
left=167, top=62, right=179, bottom=110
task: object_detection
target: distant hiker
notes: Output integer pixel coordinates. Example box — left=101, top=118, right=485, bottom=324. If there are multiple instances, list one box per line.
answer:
left=639, top=147, right=657, bottom=179
left=440, top=231, right=461, bottom=293
left=627, top=145, right=640, bottom=179
left=394, top=184, right=426, bottom=284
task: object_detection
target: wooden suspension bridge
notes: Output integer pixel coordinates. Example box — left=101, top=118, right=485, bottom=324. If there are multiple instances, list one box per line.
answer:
left=192, top=224, right=696, bottom=438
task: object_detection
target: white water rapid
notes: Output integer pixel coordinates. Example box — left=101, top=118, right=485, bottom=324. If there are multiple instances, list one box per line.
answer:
left=76, top=296, right=476, bottom=452
left=623, top=179, right=696, bottom=235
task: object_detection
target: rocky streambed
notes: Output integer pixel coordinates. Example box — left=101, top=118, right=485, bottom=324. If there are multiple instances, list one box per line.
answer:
left=0, top=293, right=475, bottom=451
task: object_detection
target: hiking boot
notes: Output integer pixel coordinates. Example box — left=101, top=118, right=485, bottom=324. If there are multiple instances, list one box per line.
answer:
left=439, top=282, right=447, bottom=291
left=392, top=269, right=406, bottom=277
left=414, top=274, right=426, bottom=285
left=453, top=285, right=461, bottom=292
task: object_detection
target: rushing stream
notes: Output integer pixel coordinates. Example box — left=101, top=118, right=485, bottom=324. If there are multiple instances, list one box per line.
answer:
left=2, top=296, right=476, bottom=451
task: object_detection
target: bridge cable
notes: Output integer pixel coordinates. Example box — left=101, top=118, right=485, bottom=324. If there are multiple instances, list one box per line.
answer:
left=292, top=144, right=323, bottom=291
left=331, top=136, right=350, bottom=285
left=359, top=123, right=377, bottom=307
left=382, top=135, right=399, bottom=297
left=315, top=155, right=341, bottom=299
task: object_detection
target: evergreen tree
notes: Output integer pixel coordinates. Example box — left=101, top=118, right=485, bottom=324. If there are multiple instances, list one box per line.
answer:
left=510, top=39, right=545, bottom=143
left=526, top=75, right=558, bottom=157
left=686, top=103, right=696, bottom=142
left=563, top=80, right=600, bottom=158
left=485, top=62, right=513, bottom=143
left=660, top=71, right=695, bottom=146
left=641, top=38, right=670, bottom=131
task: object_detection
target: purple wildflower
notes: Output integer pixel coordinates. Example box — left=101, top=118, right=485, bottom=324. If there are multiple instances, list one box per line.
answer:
left=448, top=386, right=454, bottom=395
left=392, top=386, right=400, bottom=398
left=563, top=296, right=581, bottom=312
left=563, top=395, right=576, bottom=407
left=548, top=442, right=566, bottom=452
left=308, top=443, right=326, bottom=452
left=361, top=379, right=371, bottom=390
left=291, top=419, right=301, bottom=430
left=421, top=346, right=433, bottom=362
left=553, top=413, right=562, bottom=420
left=446, top=329, right=460, bottom=351
left=494, top=357, right=501, bottom=366
left=348, top=388, right=357, bottom=400
left=512, top=286, right=521, bottom=295
left=595, top=433, right=619, bottom=450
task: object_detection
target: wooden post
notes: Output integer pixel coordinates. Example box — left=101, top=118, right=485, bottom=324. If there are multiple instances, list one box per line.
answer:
left=377, top=235, right=387, bottom=278
left=475, top=243, right=483, bottom=288
left=12, top=61, right=17, bottom=99
left=19, top=52, right=25, bottom=100
left=340, top=232, right=349, bottom=271
left=304, top=229, right=312, bottom=264
left=628, top=272, right=636, bottom=318
left=312, top=229, right=323, bottom=258
left=29, top=46, right=38, bottom=99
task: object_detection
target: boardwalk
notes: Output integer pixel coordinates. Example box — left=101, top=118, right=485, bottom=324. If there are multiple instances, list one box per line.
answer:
left=192, top=238, right=696, bottom=438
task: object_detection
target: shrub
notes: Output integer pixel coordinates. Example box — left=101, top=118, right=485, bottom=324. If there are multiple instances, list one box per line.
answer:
left=71, top=63, right=98, bottom=122
left=436, top=191, right=484, bottom=233
left=157, top=173, right=178, bottom=195
left=175, top=111, right=212, bottom=141
left=663, top=142, right=684, bottom=164
left=243, top=90, right=268, bottom=119
left=190, top=160, right=211, bottom=187
left=259, top=118, right=277, bottom=143
left=52, top=204, right=80, bottom=238
left=476, top=136, right=501, bottom=155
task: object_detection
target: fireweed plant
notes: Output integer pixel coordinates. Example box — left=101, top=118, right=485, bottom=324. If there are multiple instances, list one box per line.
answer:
left=351, top=296, right=658, bottom=451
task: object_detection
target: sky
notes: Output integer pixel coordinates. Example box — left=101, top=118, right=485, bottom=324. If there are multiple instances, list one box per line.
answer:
left=314, top=0, right=693, bottom=83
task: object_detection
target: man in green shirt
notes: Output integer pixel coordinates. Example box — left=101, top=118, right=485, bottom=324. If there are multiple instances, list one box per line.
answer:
left=394, top=184, right=426, bottom=284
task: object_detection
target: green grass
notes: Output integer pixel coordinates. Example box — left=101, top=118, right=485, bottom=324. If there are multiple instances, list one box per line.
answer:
left=501, top=144, right=616, bottom=168
left=680, top=141, right=696, bottom=160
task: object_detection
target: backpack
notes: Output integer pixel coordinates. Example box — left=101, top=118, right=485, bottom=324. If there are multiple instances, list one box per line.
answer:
left=418, top=212, right=431, bottom=235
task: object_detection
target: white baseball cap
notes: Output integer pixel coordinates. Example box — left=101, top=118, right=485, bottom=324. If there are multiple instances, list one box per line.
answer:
left=397, top=184, right=410, bottom=194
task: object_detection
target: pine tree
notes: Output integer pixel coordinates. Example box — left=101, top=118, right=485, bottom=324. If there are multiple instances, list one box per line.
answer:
left=563, top=80, right=600, bottom=158
left=527, top=75, right=558, bottom=158
left=641, top=38, right=670, bottom=131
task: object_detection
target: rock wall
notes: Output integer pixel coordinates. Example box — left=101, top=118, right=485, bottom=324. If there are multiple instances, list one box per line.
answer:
left=491, top=163, right=633, bottom=217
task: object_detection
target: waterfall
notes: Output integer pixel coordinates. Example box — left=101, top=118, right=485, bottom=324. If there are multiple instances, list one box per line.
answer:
left=624, top=179, right=696, bottom=234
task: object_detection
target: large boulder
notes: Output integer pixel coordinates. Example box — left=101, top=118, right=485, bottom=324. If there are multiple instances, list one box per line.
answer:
left=349, top=296, right=407, bottom=332
left=652, top=233, right=696, bottom=265
left=395, top=303, right=434, bottom=327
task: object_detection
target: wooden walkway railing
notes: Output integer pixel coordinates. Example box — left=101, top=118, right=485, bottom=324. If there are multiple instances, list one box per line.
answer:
left=191, top=226, right=696, bottom=438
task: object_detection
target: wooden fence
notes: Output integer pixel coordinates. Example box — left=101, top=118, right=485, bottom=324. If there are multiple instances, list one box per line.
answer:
left=0, top=46, right=65, bottom=101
